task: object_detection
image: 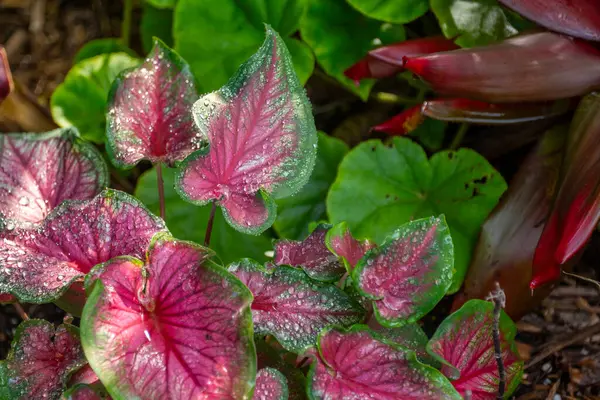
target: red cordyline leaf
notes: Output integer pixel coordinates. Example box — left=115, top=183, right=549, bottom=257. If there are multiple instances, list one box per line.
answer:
left=353, top=216, right=454, bottom=327
left=325, top=222, right=375, bottom=271
left=404, top=32, right=600, bottom=103
left=62, top=384, right=108, bottom=400
left=106, top=38, right=203, bottom=168
left=0, top=189, right=166, bottom=309
left=254, top=368, right=288, bottom=400
left=228, top=259, right=364, bottom=353
left=532, top=93, right=600, bottom=288
left=371, top=105, right=425, bottom=136
left=0, top=46, right=13, bottom=102
left=0, top=128, right=108, bottom=229
left=343, top=37, right=458, bottom=84
left=81, top=233, right=255, bottom=399
left=427, top=300, right=523, bottom=400
left=274, top=224, right=344, bottom=281
left=176, top=26, right=317, bottom=234
left=499, top=0, right=600, bottom=42
left=308, top=326, right=461, bottom=400
left=2, top=319, right=86, bottom=400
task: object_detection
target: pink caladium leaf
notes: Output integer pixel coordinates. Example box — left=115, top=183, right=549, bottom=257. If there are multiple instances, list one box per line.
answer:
left=353, top=216, right=454, bottom=327
left=308, top=326, right=461, bottom=400
left=106, top=38, right=204, bottom=168
left=1, top=319, right=86, bottom=400
left=62, top=384, right=109, bottom=400
left=274, top=224, right=344, bottom=281
left=176, top=26, right=317, bottom=234
left=81, top=233, right=255, bottom=399
left=325, top=222, right=375, bottom=272
left=0, top=46, right=13, bottom=103
left=0, top=189, right=166, bottom=307
left=404, top=32, right=600, bottom=103
left=0, top=128, right=108, bottom=229
left=371, top=105, right=425, bottom=136
left=228, top=259, right=364, bottom=353
left=427, top=299, right=523, bottom=399
left=499, top=0, right=600, bottom=42
left=254, top=368, right=289, bottom=400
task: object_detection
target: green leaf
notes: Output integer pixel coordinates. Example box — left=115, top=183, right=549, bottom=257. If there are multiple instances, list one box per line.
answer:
left=431, top=0, right=518, bottom=47
left=410, top=118, right=446, bottom=152
left=346, top=0, right=429, bottom=24
left=141, top=3, right=174, bottom=53
left=327, top=138, right=506, bottom=293
left=274, top=133, right=348, bottom=240
left=50, top=53, right=140, bottom=144
left=74, top=39, right=137, bottom=63
left=300, top=0, right=405, bottom=100
left=135, top=166, right=272, bottom=264
left=146, top=0, right=177, bottom=8
left=173, top=0, right=313, bottom=92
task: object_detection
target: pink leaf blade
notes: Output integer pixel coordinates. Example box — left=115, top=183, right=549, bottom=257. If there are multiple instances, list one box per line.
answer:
left=0, top=46, right=13, bottom=103
left=354, top=216, right=454, bottom=327
left=254, top=368, right=289, bottom=400
left=176, top=26, right=317, bottom=234
left=106, top=38, right=204, bottom=168
left=325, top=222, right=375, bottom=271
left=81, top=233, right=255, bottom=399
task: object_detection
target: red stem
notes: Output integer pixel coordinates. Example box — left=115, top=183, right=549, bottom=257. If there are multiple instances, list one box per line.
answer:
left=204, top=202, right=217, bottom=247
left=13, top=302, right=29, bottom=320
left=156, top=163, right=166, bottom=220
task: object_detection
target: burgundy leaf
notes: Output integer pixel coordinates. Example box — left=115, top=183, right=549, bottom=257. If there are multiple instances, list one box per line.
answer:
left=0, top=189, right=166, bottom=308
left=0, top=128, right=108, bottom=229
left=427, top=300, right=523, bottom=399
left=325, top=222, right=375, bottom=271
left=106, top=39, right=203, bottom=168
left=3, top=319, right=86, bottom=400
left=404, top=32, right=600, bottom=103
left=354, top=216, right=454, bottom=327
left=500, top=0, right=600, bottom=41
left=532, top=93, right=600, bottom=288
left=308, top=326, right=461, bottom=399
left=371, top=105, right=425, bottom=136
left=176, top=27, right=317, bottom=234
left=229, top=259, right=364, bottom=353
left=274, top=224, right=344, bottom=281
left=81, top=233, right=255, bottom=399
left=0, top=46, right=13, bottom=103
left=254, top=368, right=288, bottom=400
left=344, top=37, right=459, bottom=84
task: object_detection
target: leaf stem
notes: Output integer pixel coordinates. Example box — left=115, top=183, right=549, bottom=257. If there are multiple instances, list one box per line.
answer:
left=487, top=282, right=506, bottom=400
left=450, top=123, right=469, bottom=150
left=204, top=202, right=217, bottom=247
left=156, top=163, right=166, bottom=221
left=121, top=0, right=133, bottom=47
left=13, top=301, right=29, bottom=320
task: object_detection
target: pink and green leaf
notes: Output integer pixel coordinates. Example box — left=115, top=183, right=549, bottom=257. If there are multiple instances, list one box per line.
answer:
left=0, top=128, right=108, bottom=229
left=255, top=368, right=289, bottom=400
left=427, top=299, right=523, bottom=399
left=368, top=321, right=438, bottom=367
left=325, top=222, right=375, bottom=272
left=274, top=225, right=345, bottom=281
left=0, top=46, right=13, bottom=103
left=81, top=233, right=255, bottom=399
left=106, top=38, right=203, bottom=168
left=308, top=325, right=461, bottom=400
left=228, top=259, right=364, bottom=353
left=2, top=319, right=86, bottom=400
left=0, top=189, right=166, bottom=306
left=176, top=26, right=317, bottom=234
left=353, top=216, right=454, bottom=327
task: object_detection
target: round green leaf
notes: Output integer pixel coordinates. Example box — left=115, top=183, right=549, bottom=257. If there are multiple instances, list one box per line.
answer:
left=51, top=53, right=140, bottom=144
left=74, top=39, right=137, bottom=64
left=327, top=137, right=506, bottom=293
left=347, top=0, right=429, bottom=24
left=274, top=133, right=349, bottom=240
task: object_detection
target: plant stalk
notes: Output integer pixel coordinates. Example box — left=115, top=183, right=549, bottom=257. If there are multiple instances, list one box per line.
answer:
left=121, top=0, right=133, bottom=47
left=450, top=123, right=469, bottom=150
left=13, top=301, right=29, bottom=320
left=204, top=202, right=217, bottom=247
left=487, top=282, right=506, bottom=400
left=156, top=163, right=166, bottom=220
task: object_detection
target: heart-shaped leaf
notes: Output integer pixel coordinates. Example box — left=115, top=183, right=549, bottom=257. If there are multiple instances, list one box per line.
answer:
left=274, top=133, right=348, bottom=240
left=0, top=189, right=166, bottom=307
left=308, top=326, right=461, bottom=399
left=327, top=137, right=506, bottom=293
left=274, top=225, right=345, bottom=282
left=325, top=222, right=375, bottom=271
left=346, top=0, right=428, bottom=24
left=62, top=384, right=108, bottom=400
left=51, top=53, right=140, bottom=144
left=81, top=233, right=255, bottom=399
left=0, top=46, right=13, bottom=103
left=427, top=299, right=523, bottom=399
left=499, top=0, right=600, bottom=41
left=354, top=216, right=454, bottom=327
left=0, top=128, right=108, bottom=229
left=255, top=368, right=289, bottom=400
left=74, top=38, right=137, bottom=63
left=228, top=259, right=364, bottom=353
left=404, top=32, right=600, bottom=103
left=176, top=27, right=317, bottom=234
left=2, top=319, right=86, bottom=400
left=106, top=39, right=203, bottom=168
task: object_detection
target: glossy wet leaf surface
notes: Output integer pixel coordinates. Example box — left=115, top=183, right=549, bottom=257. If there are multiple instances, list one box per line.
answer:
left=176, top=27, right=317, bottom=234
left=347, top=0, right=428, bottom=24
left=325, top=222, right=375, bottom=271
left=328, top=137, right=506, bottom=293
left=254, top=368, right=289, bottom=400
left=0, top=128, right=108, bottom=229
left=229, top=259, right=364, bottom=353
left=82, top=233, right=255, bottom=399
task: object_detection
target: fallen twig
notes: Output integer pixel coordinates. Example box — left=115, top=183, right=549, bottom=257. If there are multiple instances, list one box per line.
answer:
left=487, top=282, right=507, bottom=400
